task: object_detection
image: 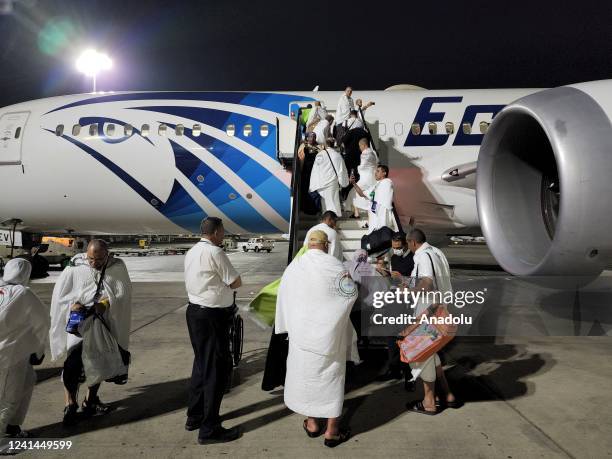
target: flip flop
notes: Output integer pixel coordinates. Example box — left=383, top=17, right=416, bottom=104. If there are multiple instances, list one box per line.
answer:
left=406, top=401, right=438, bottom=415
left=303, top=419, right=324, bottom=438
left=436, top=399, right=463, bottom=409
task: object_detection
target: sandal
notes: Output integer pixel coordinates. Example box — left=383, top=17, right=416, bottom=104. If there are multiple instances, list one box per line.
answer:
left=406, top=400, right=437, bottom=416
left=436, top=399, right=463, bottom=409
left=81, top=396, right=111, bottom=417
left=324, top=428, right=351, bottom=448
left=302, top=419, right=324, bottom=438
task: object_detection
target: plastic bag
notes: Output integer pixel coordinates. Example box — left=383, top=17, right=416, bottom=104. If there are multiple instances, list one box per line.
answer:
left=81, top=315, right=128, bottom=386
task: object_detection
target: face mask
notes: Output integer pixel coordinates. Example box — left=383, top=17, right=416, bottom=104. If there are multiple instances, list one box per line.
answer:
left=392, top=249, right=404, bottom=256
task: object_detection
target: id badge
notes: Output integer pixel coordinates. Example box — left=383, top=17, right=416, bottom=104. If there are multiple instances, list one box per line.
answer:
left=371, top=200, right=377, bottom=213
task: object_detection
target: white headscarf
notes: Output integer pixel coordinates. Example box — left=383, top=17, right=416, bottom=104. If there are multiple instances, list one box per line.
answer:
left=0, top=258, right=32, bottom=287
left=0, top=259, right=49, bottom=368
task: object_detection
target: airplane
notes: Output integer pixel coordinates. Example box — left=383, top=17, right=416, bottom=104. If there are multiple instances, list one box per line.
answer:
left=1, top=80, right=610, bottom=284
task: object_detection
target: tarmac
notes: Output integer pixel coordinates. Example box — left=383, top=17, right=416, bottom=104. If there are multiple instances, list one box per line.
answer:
left=11, top=242, right=612, bottom=458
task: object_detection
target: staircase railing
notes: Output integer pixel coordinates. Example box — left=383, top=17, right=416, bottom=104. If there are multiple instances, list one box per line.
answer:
left=287, top=109, right=304, bottom=264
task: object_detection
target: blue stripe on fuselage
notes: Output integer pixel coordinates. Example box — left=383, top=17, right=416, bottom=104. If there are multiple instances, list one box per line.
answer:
left=45, top=92, right=314, bottom=116
left=169, top=140, right=280, bottom=233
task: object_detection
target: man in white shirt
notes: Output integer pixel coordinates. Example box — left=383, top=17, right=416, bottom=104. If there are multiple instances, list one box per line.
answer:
left=313, top=115, right=334, bottom=146
left=347, top=138, right=378, bottom=218
left=334, top=87, right=355, bottom=144
left=345, top=110, right=364, bottom=131
left=350, top=164, right=396, bottom=233
left=304, top=210, right=342, bottom=260
left=306, top=101, right=327, bottom=132
left=405, top=229, right=457, bottom=415
left=309, top=141, right=350, bottom=216
left=184, top=217, right=242, bottom=444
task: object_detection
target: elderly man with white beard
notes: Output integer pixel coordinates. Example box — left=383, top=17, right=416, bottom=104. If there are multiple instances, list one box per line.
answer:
left=49, top=239, right=132, bottom=426
left=0, top=259, right=49, bottom=439
left=275, top=230, right=358, bottom=448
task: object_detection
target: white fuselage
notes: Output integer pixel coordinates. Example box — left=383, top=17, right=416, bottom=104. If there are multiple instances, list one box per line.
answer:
left=0, top=88, right=536, bottom=236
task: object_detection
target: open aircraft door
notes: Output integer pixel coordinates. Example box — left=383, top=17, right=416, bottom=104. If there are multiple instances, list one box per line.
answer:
left=276, top=101, right=312, bottom=164
left=0, top=111, right=29, bottom=165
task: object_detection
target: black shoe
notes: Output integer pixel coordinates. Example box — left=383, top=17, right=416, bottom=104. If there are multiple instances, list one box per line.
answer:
left=185, top=416, right=203, bottom=431
left=197, top=426, right=242, bottom=444
left=62, top=404, right=79, bottom=426
left=5, top=425, right=30, bottom=438
left=376, top=369, right=402, bottom=382
left=81, top=396, right=111, bottom=417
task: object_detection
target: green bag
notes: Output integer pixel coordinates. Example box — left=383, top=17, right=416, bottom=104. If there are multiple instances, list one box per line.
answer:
left=249, top=246, right=308, bottom=326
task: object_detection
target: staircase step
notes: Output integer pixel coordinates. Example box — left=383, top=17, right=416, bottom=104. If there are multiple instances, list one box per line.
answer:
left=341, top=239, right=362, bottom=251
left=336, top=219, right=368, bottom=230
left=338, top=229, right=368, bottom=240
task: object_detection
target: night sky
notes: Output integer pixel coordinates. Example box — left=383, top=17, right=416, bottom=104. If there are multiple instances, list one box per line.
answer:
left=1, top=0, right=612, bottom=108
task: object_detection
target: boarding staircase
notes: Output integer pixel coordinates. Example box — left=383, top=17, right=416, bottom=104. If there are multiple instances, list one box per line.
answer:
left=294, top=212, right=369, bottom=262
left=284, top=105, right=400, bottom=264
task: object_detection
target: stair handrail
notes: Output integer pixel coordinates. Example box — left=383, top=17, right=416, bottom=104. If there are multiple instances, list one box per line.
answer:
left=287, top=109, right=304, bottom=264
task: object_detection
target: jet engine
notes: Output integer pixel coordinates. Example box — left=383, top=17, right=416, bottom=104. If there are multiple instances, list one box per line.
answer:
left=476, top=81, right=612, bottom=285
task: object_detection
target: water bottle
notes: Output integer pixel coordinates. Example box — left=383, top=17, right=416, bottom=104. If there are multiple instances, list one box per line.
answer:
left=66, top=308, right=88, bottom=336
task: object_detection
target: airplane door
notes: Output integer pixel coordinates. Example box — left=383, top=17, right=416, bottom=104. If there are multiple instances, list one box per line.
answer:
left=0, top=112, right=29, bottom=165
left=276, top=102, right=312, bottom=162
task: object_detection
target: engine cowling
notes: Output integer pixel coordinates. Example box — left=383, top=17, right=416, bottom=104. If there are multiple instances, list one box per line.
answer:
left=476, top=81, right=612, bottom=285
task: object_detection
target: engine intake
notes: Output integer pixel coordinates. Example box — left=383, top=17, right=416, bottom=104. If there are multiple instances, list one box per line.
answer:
left=477, top=84, right=612, bottom=284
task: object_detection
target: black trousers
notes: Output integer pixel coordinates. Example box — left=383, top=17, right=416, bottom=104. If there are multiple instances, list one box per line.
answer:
left=62, top=343, right=85, bottom=393
left=186, top=303, right=233, bottom=436
left=386, top=336, right=401, bottom=372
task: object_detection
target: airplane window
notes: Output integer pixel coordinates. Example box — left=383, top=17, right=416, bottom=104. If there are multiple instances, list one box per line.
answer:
left=394, top=122, right=404, bottom=136
left=243, top=124, right=252, bottom=137
left=14, top=127, right=21, bottom=139
left=379, top=123, right=386, bottom=137
left=445, top=122, right=454, bottom=135
left=141, top=124, right=150, bottom=137
left=158, top=124, right=167, bottom=136
left=462, top=122, right=472, bottom=135
left=260, top=124, right=269, bottom=137
left=55, top=124, right=64, bottom=136
left=72, top=124, right=80, bottom=136
left=410, top=123, right=420, bottom=136
left=89, top=124, right=98, bottom=137
left=106, top=123, right=115, bottom=136
left=226, top=124, right=235, bottom=136
left=193, top=124, right=201, bottom=137
left=479, top=121, right=489, bottom=134
left=176, top=124, right=184, bottom=136
left=124, top=124, right=133, bottom=136
left=428, top=122, right=437, bottom=135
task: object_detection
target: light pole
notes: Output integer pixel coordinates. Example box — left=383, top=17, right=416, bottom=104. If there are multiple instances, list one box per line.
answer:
left=76, top=49, right=112, bottom=92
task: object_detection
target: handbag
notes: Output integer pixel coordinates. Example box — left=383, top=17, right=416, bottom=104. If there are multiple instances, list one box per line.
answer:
left=91, top=261, right=131, bottom=385
left=94, top=312, right=131, bottom=384
left=396, top=252, right=456, bottom=363
left=396, top=304, right=456, bottom=363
